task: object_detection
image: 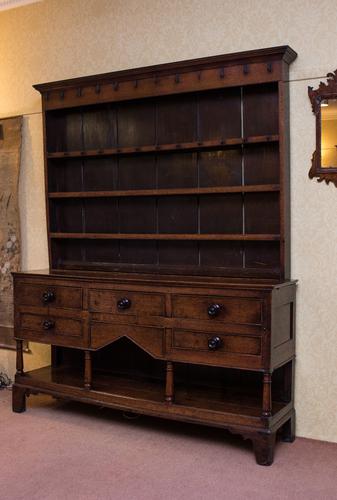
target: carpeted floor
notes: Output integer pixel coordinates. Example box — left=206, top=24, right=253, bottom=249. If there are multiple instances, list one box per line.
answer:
left=0, top=389, right=336, bottom=500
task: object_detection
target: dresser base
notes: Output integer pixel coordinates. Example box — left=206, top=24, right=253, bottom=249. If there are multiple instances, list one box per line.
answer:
left=12, top=270, right=296, bottom=465
left=13, top=367, right=295, bottom=466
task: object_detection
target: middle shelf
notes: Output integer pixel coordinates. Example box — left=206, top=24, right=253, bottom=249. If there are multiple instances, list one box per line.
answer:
left=48, top=184, right=280, bottom=199
left=50, top=232, right=280, bottom=241
left=46, top=134, right=279, bottom=158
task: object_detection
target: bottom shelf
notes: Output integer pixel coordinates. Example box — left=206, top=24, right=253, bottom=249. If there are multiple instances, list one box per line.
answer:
left=16, top=366, right=289, bottom=429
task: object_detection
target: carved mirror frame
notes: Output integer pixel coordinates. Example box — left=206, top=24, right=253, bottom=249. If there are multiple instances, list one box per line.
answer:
left=308, top=70, right=337, bottom=187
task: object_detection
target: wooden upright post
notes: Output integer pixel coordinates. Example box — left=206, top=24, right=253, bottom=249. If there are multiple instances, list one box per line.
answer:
left=16, top=339, right=24, bottom=375
left=84, top=350, right=92, bottom=390
left=262, top=372, right=272, bottom=417
left=13, top=339, right=26, bottom=413
left=165, top=361, right=174, bottom=403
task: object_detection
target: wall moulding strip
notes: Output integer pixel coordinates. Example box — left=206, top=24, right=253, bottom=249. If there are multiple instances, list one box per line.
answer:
left=0, top=0, right=42, bottom=12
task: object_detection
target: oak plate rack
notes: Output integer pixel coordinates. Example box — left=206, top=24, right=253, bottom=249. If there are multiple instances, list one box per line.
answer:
left=13, top=45, right=297, bottom=465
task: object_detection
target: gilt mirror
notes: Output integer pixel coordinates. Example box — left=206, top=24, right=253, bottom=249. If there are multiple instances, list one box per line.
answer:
left=308, top=70, right=337, bottom=186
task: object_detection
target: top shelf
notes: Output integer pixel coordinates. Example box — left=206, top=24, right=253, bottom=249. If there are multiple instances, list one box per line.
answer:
left=47, top=135, right=279, bottom=159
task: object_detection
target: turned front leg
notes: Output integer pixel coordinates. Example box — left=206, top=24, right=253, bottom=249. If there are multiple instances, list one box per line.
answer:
left=13, top=340, right=27, bottom=413
left=84, top=350, right=92, bottom=390
left=16, top=339, right=24, bottom=375
left=262, top=371, right=272, bottom=417
left=165, top=361, right=174, bottom=403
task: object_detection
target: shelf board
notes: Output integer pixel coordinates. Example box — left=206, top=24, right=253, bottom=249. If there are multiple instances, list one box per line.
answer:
left=53, top=260, right=281, bottom=279
left=46, top=135, right=279, bottom=159
left=48, top=184, right=280, bottom=199
left=50, top=232, right=280, bottom=241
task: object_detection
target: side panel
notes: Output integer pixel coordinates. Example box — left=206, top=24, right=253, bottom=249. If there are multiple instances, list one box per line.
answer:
left=270, top=283, right=296, bottom=369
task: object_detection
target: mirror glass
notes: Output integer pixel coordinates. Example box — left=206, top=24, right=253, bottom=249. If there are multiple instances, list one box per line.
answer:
left=321, top=98, right=337, bottom=168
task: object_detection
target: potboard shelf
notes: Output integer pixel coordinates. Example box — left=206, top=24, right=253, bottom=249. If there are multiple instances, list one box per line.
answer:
left=15, top=366, right=288, bottom=424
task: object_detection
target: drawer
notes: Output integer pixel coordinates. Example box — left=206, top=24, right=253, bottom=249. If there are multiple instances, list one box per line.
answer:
left=172, top=294, right=263, bottom=325
left=168, top=328, right=263, bottom=369
left=89, top=289, right=165, bottom=317
left=90, top=322, right=164, bottom=357
left=15, top=282, right=82, bottom=310
left=17, top=312, right=85, bottom=348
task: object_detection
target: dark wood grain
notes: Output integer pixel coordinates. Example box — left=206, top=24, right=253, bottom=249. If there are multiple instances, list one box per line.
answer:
left=157, top=94, right=197, bottom=144
left=243, top=84, right=279, bottom=137
left=118, top=155, right=156, bottom=190
left=157, top=152, right=197, bottom=189
left=117, top=99, right=156, bottom=147
left=83, top=158, right=118, bottom=191
left=198, top=88, right=241, bottom=140
left=82, top=105, right=116, bottom=150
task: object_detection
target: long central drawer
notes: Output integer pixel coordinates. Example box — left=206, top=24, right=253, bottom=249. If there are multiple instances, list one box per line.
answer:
left=89, top=289, right=166, bottom=317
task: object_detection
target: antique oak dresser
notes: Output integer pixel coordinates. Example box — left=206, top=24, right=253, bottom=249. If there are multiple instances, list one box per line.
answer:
left=13, top=46, right=297, bottom=465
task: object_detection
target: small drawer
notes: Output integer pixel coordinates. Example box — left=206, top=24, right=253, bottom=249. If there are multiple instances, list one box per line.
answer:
left=15, top=282, right=83, bottom=310
left=172, top=329, right=261, bottom=354
left=168, top=328, right=263, bottom=369
left=17, top=312, right=84, bottom=348
left=90, top=322, right=164, bottom=357
left=172, top=294, right=263, bottom=325
left=89, top=289, right=165, bottom=317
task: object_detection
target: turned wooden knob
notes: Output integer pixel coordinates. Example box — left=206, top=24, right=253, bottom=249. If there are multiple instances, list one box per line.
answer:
left=117, top=298, right=132, bottom=310
left=42, top=319, right=55, bottom=330
left=207, top=303, right=221, bottom=317
left=208, top=336, right=222, bottom=350
left=42, top=290, right=55, bottom=304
